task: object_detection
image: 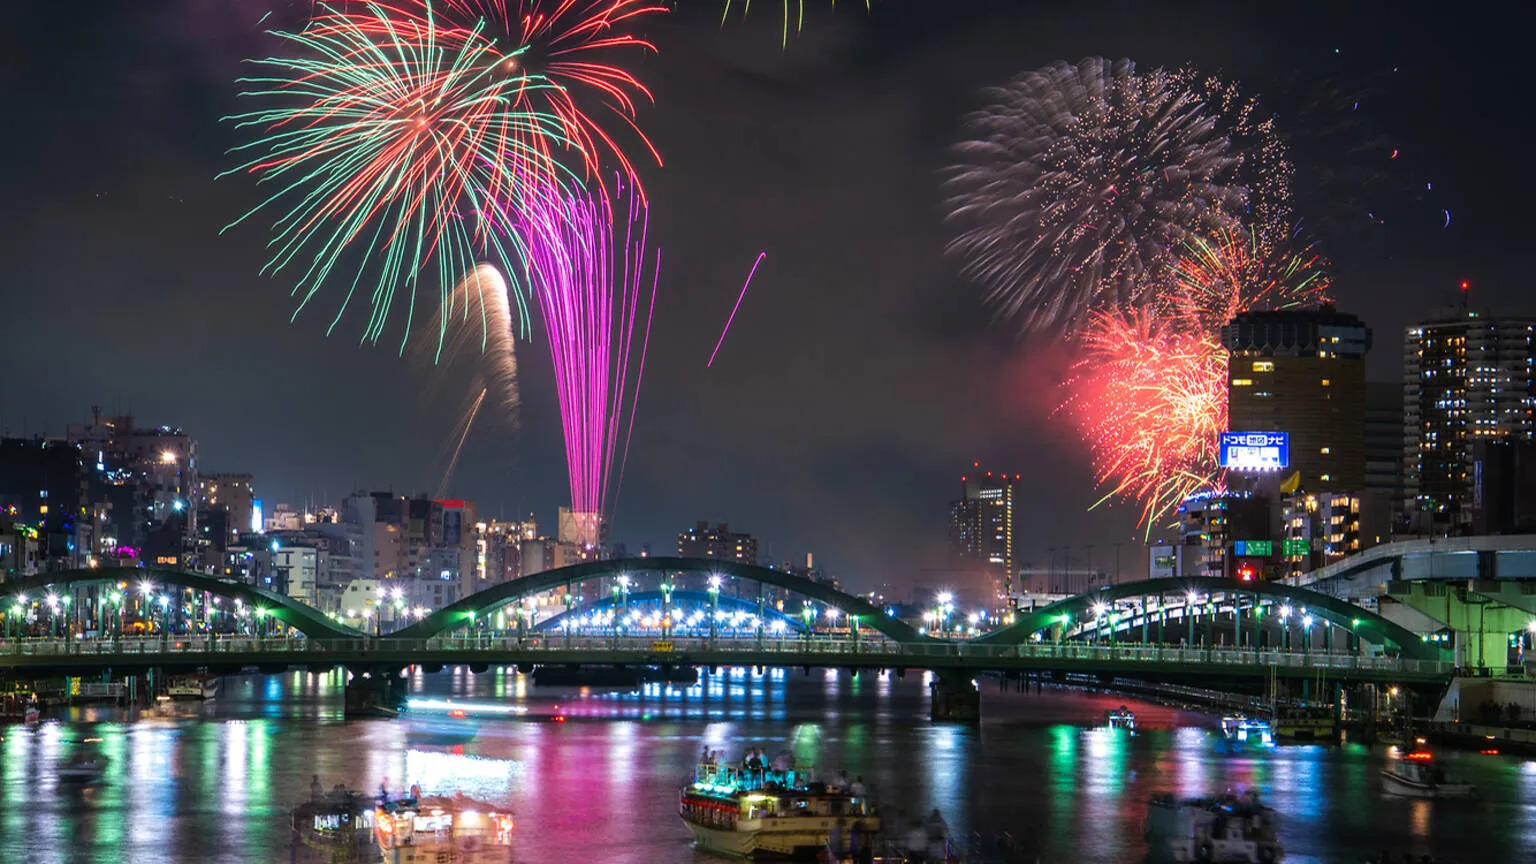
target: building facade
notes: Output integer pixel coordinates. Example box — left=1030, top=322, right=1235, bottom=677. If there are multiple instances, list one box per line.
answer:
left=677, top=521, right=759, bottom=565
left=948, top=465, right=1019, bottom=595
left=1223, top=308, right=1371, bottom=493
left=1403, top=313, right=1536, bottom=528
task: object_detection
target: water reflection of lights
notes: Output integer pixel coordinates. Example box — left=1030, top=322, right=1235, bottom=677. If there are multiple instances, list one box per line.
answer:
left=403, top=749, right=520, bottom=802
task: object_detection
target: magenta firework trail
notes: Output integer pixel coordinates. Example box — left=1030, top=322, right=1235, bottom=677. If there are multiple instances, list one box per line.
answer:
left=708, top=251, right=766, bottom=368
left=518, top=184, right=658, bottom=527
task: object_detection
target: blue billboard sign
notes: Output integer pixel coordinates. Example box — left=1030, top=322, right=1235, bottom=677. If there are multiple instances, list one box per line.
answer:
left=1219, top=432, right=1289, bottom=471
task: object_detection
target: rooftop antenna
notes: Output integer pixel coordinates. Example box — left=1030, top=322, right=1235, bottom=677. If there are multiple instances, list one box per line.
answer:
left=1460, top=279, right=1471, bottom=315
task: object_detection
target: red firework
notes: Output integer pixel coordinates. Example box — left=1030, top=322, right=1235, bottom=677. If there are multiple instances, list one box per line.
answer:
left=440, top=0, right=666, bottom=191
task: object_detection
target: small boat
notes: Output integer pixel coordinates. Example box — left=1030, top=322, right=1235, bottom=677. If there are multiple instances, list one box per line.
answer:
left=680, top=754, right=881, bottom=859
left=374, top=793, right=514, bottom=863
left=293, top=787, right=374, bottom=859
left=1145, top=789, right=1284, bottom=863
left=1221, top=714, right=1274, bottom=746
left=58, top=754, right=109, bottom=785
left=1380, top=753, right=1477, bottom=799
left=1105, top=706, right=1137, bottom=731
left=167, top=674, right=221, bottom=701
left=1, top=692, right=41, bottom=724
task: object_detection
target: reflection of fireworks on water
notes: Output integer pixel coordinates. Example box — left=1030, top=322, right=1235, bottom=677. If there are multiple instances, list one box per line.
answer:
left=1062, top=307, right=1229, bottom=532
left=1063, top=234, right=1327, bottom=531
left=945, top=58, right=1252, bottom=336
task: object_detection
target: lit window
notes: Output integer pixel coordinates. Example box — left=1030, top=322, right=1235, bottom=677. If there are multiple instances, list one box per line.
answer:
left=1321, top=379, right=1331, bottom=387
left=1320, top=447, right=1330, bottom=454
left=1252, top=361, right=1275, bottom=372
left=1231, top=379, right=1254, bottom=387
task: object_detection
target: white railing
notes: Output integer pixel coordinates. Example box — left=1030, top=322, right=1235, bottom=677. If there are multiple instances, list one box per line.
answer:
left=0, top=634, right=1455, bottom=675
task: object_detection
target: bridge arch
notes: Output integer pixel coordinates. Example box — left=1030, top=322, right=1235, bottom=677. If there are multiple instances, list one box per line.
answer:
left=392, top=556, right=927, bottom=642
left=2, top=566, right=363, bottom=640
left=972, top=577, right=1447, bottom=662
left=532, top=589, right=809, bottom=634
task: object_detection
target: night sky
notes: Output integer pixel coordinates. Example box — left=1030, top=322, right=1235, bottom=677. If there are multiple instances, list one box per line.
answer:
left=0, top=0, right=1529, bottom=593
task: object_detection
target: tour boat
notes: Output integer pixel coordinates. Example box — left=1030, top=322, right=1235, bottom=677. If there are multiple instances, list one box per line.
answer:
left=167, top=674, right=221, bottom=701
left=679, top=758, right=880, bottom=859
left=1145, top=790, right=1284, bottom=863
left=1105, top=706, right=1137, bottom=731
left=1221, top=714, right=1274, bottom=746
left=374, top=794, right=514, bottom=863
left=1380, top=753, right=1477, bottom=799
left=293, top=787, right=374, bottom=860
left=0, top=692, right=41, bottom=724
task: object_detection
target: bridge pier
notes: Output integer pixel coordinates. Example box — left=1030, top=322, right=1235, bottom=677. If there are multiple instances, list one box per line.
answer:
left=344, top=669, right=406, bottom=718
left=930, top=672, right=980, bottom=722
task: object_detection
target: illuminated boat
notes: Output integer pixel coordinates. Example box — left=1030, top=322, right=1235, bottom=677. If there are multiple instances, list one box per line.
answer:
left=1380, top=752, right=1477, bottom=799
left=679, top=759, right=881, bottom=860
left=1221, top=714, right=1274, bottom=745
left=1105, top=706, right=1137, bottom=731
left=0, top=691, right=40, bottom=724
left=292, top=787, right=373, bottom=860
left=167, top=674, right=221, bottom=700
left=1145, top=790, right=1283, bottom=863
left=374, top=794, right=514, bottom=863
left=57, top=753, right=109, bottom=785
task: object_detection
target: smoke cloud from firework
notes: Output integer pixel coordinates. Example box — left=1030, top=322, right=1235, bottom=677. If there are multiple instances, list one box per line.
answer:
left=945, top=58, right=1286, bottom=337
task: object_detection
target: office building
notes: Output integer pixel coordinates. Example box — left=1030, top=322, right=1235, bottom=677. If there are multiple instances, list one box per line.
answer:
left=677, top=521, right=759, bottom=565
left=66, top=409, right=198, bottom=561
left=948, top=464, right=1019, bottom=593
left=0, top=438, right=96, bottom=575
left=197, top=473, right=256, bottom=536
left=1178, top=490, right=1272, bottom=580
left=1279, top=492, right=1362, bottom=579
left=1470, top=441, right=1536, bottom=534
left=1223, top=307, right=1371, bottom=492
left=1403, top=312, right=1536, bottom=527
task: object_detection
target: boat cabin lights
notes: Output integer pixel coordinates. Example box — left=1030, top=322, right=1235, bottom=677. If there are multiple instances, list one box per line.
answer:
left=1405, top=752, right=1434, bottom=761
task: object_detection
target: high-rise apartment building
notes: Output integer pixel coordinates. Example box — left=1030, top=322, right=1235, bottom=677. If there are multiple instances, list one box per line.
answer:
left=677, top=521, right=759, bottom=565
left=1222, top=308, right=1371, bottom=492
left=948, top=464, right=1019, bottom=588
left=1403, top=312, right=1536, bottom=526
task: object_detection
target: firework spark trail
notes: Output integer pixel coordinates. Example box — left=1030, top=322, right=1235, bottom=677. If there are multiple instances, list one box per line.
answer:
left=518, top=182, right=658, bottom=529
left=707, top=251, right=765, bottom=368
left=945, top=58, right=1285, bottom=336
left=221, top=1, right=579, bottom=354
left=720, top=0, right=871, bottom=48
left=437, top=386, right=488, bottom=498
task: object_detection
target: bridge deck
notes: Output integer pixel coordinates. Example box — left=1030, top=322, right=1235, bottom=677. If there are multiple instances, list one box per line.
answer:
left=0, top=636, right=1454, bottom=684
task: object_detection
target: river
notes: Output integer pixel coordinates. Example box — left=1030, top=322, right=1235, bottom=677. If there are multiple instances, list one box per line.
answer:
left=0, top=668, right=1531, bottom=863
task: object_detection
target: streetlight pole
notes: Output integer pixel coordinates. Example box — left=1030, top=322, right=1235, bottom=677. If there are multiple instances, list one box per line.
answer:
left=708, top=575, right=721, bottom=648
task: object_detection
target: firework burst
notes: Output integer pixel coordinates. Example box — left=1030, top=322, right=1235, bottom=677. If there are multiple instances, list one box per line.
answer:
left=424, top=262, right=522, bottom=425
left=720, top=0, right=871, bottom=48
left=946, top=58, right=1272, bottom=336
left=1061, top=306, right=1229, bottom=531
left=437, top=0, right=666, bottom=191
left=221, top=2, right=573, bottom=352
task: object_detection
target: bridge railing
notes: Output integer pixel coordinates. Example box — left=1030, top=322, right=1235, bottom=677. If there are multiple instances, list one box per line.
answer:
left=0, top=634, right=1455, bottom=675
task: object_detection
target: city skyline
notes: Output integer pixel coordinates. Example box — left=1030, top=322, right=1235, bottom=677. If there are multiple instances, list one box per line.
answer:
left=2, top=0, right=1532, bottom=589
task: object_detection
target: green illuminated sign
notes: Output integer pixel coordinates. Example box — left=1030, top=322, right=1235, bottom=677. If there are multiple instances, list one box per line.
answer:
left=1232, top=540, right=1272, bottom=557
left=1282, top=538, right=1310, bottom=557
